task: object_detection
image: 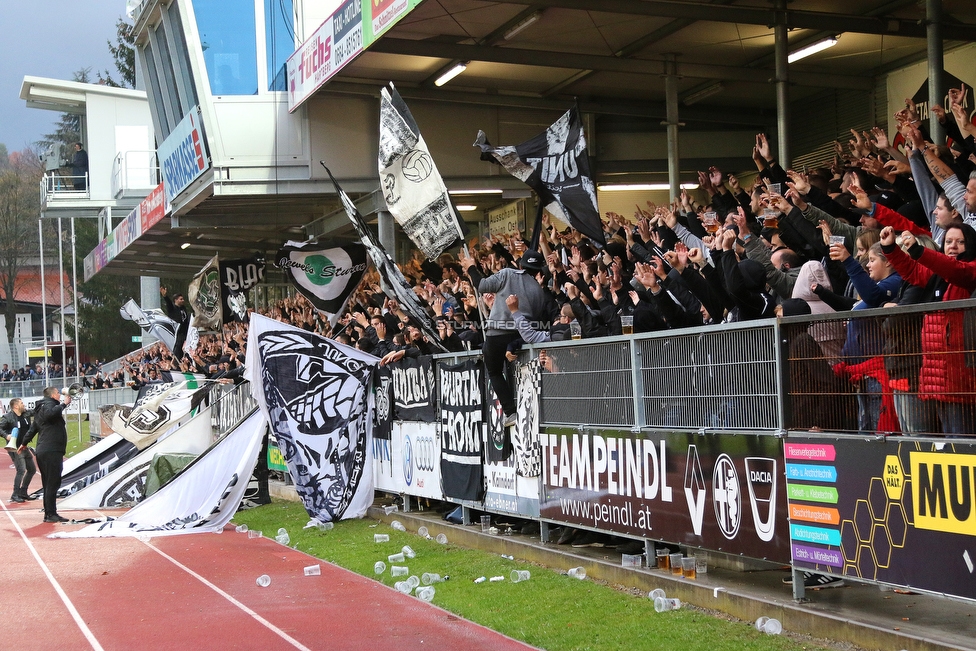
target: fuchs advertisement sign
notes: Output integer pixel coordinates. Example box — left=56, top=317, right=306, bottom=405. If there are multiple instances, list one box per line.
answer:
left=539, top=428, right=790, bottom=561
left=786, top=436, right=976, bottom=600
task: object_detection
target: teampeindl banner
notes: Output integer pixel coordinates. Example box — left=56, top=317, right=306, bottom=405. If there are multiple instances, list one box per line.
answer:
left=785, top=435, right=976, bottom=600
left=438, top=359, right=485, bottom=502
left=51, top=411, right=266, bottom=539
left=245, top=314, right=378, bottom=523
left=58, top=407, right=213, bottom=510
left=538, top=428, right=790, bottom=562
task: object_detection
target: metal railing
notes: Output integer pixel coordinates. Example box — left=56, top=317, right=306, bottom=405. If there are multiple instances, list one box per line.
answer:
left=112, top=150, right=160, bottom=198
left=41, top=171, right=89, bottom=202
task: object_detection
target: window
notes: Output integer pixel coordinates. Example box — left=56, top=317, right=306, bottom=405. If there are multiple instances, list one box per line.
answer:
left=153, top=21, right=184, bottom=122
left=265, top=0, right=294, bottom=91
left=193, top=0, right=258, bottom=95
left=167, top=1, right=199, bottom=110
left=142, top=42, right=173, bottom=138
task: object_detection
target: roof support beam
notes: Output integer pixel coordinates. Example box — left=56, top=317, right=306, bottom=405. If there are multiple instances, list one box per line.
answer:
left=486, top=0, right=976, bottom=41
left=369, top=38, right=871, bottom=89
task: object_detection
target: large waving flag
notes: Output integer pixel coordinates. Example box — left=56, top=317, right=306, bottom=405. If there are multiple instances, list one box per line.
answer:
left=475, top=105, right=605, bottom=245
left=378, top=83, right=465, bottom=260
left=245, top=314, right=377, bottom=522
left=321, top=164, right=447, bottom=351
left=275, top=240, right=368, bottom=325
left=188, top=255, right=222, bottom=330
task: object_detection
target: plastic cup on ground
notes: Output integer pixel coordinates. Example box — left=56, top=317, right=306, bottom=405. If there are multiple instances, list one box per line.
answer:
left=681, top=557, right=696, bottom=579
left=401, top=545, right=416, bottom=558
left=435, top=533, right=448, bottom=544
left=248, top=530, right=262, bottom=539
left=374, top=533, right=390, bottom=543
left=416, top=586, right=435, bottom=602
left=695, top=556, right=708, bottom=575
left=235, top=524, right=248, bottom=533
left=407, top=575, right=420, bottom=589
left=474, top=576, right=487, bottom=584
left=567, top=566, right=586, bottom=580
left=275, top=533, right=290, bottom=545
left=417, top=526, right=429, bottom=538
left=489, top=576, right=505, bottom=582
left=763, top=619, right=782, bottom=635
left=374, top=561, right=386, bottom=574
left=277, top=527, right=288, bottom=536
left=388, top=552, right=405, bottom=563
left=391, top=520, right=406, bottom=532
left=480, top=515, right=491, bottom=532
left=669, top=553, right=683, bottom=576
left=304, top=564, right=321, bottom=576
left=755, top=617, right=769, bottom=632
left=391, top=565, right=408, bottom=577
left=317, top=522, right=334, bottom=532
left=395, top=581, right=412, bottom=594
left=256, top=574, right=271, bottom=587
left=511, top=570, right=531, bottom=583
left=383, top=505, right=399, bottom=515
left=655, top=548, right=670, bottom=570
left=654, top=597, right=681, bottom=612
left=648, top=588, right=666, bottom=601
left=422, top=573, right=442, bottom=585
left=621, top=553, right=642, bottom=568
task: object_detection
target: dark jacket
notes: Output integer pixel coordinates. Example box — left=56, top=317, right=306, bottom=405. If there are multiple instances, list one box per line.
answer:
left=0, top=410, right=31, bottom=448
left=20, top=396, right=69, bottom=455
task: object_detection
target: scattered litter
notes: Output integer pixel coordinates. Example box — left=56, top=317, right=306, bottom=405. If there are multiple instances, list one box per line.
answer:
left=418, top=526, right=430, bottom=538
left=500, top=554, right=514, bottom=560
left=416, top=586, right=435, bottom=602
left=235, top=524, right=249, bottom=533
left=391, top=565, right=408, bottom=577
left=388, top=552, right=405, bottom=563
left=435, top=533, right=448, bottom=544
left=374, top=561, right=386, bottom=574
left=654, top=597, right=681, bottom=612
left=567, top=567, right=586, bottom=580
left=402, top=545, right=416, bottom=559
left=256, top=575, right=271, bottom=587
left=391, top=520, right=406, bottom=532
left=248, top=530, right=263, bottom=539
left=713, top=587, right=726, bottom=598
left=474, top=576, right=487, bottom=584
left=489, top=576, right=504, bottom=582
left=383, top=505, right=399, bottom=515
left=374, top=534, right=390, bottom=543
left=303, top=565, right=321, bottom=576
left=648, top=589, right=666, bottom=600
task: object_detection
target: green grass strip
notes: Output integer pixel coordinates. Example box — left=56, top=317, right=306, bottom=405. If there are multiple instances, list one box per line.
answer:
left=234, top=503, right=827, bottom=651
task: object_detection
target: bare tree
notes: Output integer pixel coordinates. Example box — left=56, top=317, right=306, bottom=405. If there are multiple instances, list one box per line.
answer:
left=0, top=148, right=43, bottom=344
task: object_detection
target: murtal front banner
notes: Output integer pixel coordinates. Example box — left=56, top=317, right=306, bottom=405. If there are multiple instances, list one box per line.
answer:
left=786, top=435, right=976, bottom=600
left=539, top=428, right=790, bottom=562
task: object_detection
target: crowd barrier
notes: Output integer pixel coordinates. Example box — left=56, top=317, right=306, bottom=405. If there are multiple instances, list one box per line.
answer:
left=371, top=298, right=976, bottom=604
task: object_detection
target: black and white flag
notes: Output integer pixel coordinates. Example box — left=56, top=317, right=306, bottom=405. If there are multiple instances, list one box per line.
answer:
left=110, top=381, right=211, bottom=450
left=120, top=299, right=179, bottom=352
left=390, top=355, right=436, bottom=421
left=188, top=255, right=223, bottom=330
left=373, top=366, right=394, bottom=440
left=513, top=358, right=543, bottom=477
left=219, top=254, right=265, bottom=323
left=379, top=83, right=464, bottom=260
left=439, top=359, right=485, bottom=501
left=245, top=314, right=378, bottom=522
left=475, top=105, right=605, bottom=245
left=53, top=434, right=139, bottom=498
left=275, top=241, right=368, bottom=326
left=323, top=165, right=447, bottom=351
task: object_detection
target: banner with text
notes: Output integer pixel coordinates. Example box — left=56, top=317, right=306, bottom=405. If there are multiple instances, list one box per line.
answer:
left=538, top=428, right=790, bottom=561
left=391, top=355, right=436, bottom=422
left=83, top=182, right=166, bottom=281
left=439, top=359, right=485, bottom=501
left=785, top=435, right=976, bottom=600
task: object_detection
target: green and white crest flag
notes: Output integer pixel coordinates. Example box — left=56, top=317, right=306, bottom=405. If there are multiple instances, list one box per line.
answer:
left=188, top=255, right=222, bottom=330
left=275, top=241, right=368, bottom=326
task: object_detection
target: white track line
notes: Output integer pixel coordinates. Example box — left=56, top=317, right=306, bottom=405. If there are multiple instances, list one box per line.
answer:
left=0, top=503, right=104, bottom=651
left=143, top=541, right=312, bottom=651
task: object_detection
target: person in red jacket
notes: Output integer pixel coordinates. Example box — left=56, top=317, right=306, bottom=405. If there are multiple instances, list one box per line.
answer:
left=881, top=224, right=976, bottom=435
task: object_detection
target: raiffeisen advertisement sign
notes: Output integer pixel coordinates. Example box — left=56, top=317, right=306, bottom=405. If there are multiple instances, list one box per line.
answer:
left=157, top=106, right=209, bottom=204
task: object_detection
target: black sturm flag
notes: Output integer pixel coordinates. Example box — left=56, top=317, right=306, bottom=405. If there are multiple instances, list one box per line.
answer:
left=275, top=241, right=367, bottom=326
left=439, top=359, right=485, bottom=502
left=390, top=355, right=436, bottom=422
left=475, top=105, right=605, bottom=246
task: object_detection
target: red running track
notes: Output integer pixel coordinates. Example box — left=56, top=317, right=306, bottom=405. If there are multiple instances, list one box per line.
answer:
left=0, top=463, right=536, bottom=651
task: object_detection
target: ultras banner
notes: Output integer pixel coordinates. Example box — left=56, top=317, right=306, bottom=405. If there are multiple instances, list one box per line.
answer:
left=378, top=83, right=464, bottom=260
left=538, top=428, right=790, bottom=562
left=438, top=359, right=485, bottom=502
left=219, top=254, right=265, bottom=323
left=245, top=314, right=378, bottom=523
left=188, top=255, right=222, bottom=330
left=109, top=381, right=211, bottom=449
left=51, top=411, right=266, bottom=539
left=52, top=434, right=139, bottom=498
left=785, top=435, right=976, bottom=600
left=58, top=408, right=213, bottom=510
left=391, top=355, right=436, bottom=422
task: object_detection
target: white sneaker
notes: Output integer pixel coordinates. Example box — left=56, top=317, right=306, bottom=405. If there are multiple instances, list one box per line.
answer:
left=503, top=413, right=517, bottom=428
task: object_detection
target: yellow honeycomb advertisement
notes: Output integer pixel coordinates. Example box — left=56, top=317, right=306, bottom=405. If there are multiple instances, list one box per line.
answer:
left=785, top=437, right=976, bottom=599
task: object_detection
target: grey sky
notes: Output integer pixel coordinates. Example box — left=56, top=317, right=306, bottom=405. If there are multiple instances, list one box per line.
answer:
left=0, top=1, right=124, bottom=152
